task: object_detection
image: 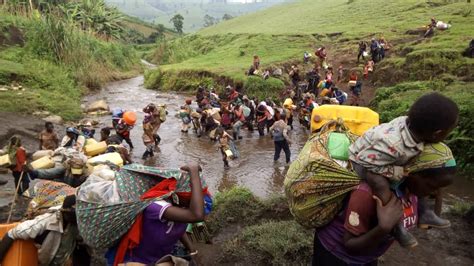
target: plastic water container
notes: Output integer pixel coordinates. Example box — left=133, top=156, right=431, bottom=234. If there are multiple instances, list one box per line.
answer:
left=311, top=105, right=379, bottom=136
left=87, top=152, right=123, bottom=167
left=84, top=141, right=107, bottom=157
left=85, top=138, right=98, bottom=146
left=30, top=156, right=55, bottom=170
left=32, top=150, right=54, bottom=161
left=327, top=132, right=351, bottom=161
left=225, top=149, right=233, bottom=158
left=0, top=154, right=11, bottom=167
left=0, top=223, right=38, bottom=266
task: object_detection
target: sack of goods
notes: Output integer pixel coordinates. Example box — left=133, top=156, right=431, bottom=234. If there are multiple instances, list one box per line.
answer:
left=76, top=164, right=209, bottom=248
left=284, top=120, right=361, bottom=228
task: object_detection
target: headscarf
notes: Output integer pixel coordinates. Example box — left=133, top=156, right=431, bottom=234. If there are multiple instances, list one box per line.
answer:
left=3, top=136, right=21, bottom=166
left=406, top=142, right=456, bottom=174
left=114, top=171, right=212, bottom=266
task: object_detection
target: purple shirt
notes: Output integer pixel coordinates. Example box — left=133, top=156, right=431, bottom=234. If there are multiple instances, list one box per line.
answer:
left=125, top=201, right=187, bottom=264
left=317, top=183, right=418, bottom=265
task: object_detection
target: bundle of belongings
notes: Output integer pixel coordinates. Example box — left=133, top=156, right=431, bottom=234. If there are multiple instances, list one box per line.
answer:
left=284, top=119, right=454, bottom=228
left=76, top=164, right=211, bottom=249
left=284, top=119, right=360, bottom=228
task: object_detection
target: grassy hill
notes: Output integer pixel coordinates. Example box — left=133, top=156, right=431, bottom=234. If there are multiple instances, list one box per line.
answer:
left=145, top=0, right=473, bottom=170
left=106, top=0, right=293, bottom=32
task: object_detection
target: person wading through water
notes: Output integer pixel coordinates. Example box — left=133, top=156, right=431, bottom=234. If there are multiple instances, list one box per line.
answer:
left=270, top=112, right=292, bottom=164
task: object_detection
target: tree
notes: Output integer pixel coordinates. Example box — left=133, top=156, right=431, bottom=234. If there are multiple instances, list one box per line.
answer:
left=170, top=14, right=184, bottom=33
left=203, top=14, right=217, bottom=27
left=222, top=13, right=233, bottom=21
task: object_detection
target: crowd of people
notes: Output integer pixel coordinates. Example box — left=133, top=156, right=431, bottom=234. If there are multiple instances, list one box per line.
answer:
left=0, top=15, right=463, bottom=266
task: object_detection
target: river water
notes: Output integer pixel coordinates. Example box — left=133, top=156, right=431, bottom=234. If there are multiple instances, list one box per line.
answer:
left=82, top=75, right=474, bottom=202
left=83, top=76, right=311, bottom=198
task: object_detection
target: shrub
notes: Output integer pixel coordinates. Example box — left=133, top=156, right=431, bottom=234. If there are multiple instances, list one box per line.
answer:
left=221, top=220, right=313, bottom=265
left=207, top=187, right=264, bottom=234
left=243, top=76, right=285, bottom=100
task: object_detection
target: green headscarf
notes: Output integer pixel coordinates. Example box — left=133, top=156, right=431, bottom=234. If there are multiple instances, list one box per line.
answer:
left=406, top=142, right=456, bottom=174
left=3, top=135, right=21, bottom=166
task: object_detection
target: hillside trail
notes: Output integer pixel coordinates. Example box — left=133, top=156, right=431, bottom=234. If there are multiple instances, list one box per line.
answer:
left=295, top=34, right=422, bottom=106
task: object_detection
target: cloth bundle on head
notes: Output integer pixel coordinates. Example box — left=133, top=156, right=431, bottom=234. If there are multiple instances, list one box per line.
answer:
left=110, top=165, right=212, bottom=266
left=406, top=142, right=456, bottom=174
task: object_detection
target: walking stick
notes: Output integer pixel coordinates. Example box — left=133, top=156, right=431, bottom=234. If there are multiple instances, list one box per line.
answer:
left=6, top=170, right=25, bottom=224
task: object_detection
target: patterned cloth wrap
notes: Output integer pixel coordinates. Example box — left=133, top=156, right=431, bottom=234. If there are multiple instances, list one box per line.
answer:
left=285, top=120, right=456, bottom=229
left=405, top=142, right=456, bottom=173
left=285, top=120, right=360, bottom=228
left=24, top=180, right=76, bottom=216
left=76, top=164, right=208, bottom=248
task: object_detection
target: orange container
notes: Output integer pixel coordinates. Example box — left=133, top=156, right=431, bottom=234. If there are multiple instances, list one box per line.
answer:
left=0, top=223, right=38, bottom=266
left=123, top=111, right=137, bottom=126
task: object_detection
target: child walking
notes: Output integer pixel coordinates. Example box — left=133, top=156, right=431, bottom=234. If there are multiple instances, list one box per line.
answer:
left=349, top=92, right=459, bottom=248
left=142, top=113, right=155, bottom=159
left=216, top=127, right=238, bottom=169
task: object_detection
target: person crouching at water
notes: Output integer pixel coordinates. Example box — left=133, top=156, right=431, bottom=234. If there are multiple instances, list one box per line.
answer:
left=270, top=113, right=291, bottom=164
left=312, top=143, right=457, bottom=265
left=0, top=195, right=91, bottom=265
left=110, top=163, right=209, bottom=265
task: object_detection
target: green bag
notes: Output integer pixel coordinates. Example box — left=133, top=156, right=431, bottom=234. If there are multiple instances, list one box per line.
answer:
left=327, top=132, right=351, bottom=161
left=284, top=120, right=361, bottom=228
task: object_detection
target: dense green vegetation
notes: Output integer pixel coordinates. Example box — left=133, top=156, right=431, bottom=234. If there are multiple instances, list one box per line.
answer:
left=0, top=1, right=141, bottom=120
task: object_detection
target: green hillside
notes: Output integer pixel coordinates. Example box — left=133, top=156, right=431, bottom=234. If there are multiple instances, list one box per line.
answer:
left=146, top=0, right=472, bottom=82
left=144, top=0, right=473, bottom=170
left=106, top=0, right=293, bottom=32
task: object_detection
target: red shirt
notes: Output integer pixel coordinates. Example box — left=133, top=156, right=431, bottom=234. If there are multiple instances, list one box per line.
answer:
left=13, top=147, right=26, bottom=172
left=317, top=183, right=418, bottom=264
